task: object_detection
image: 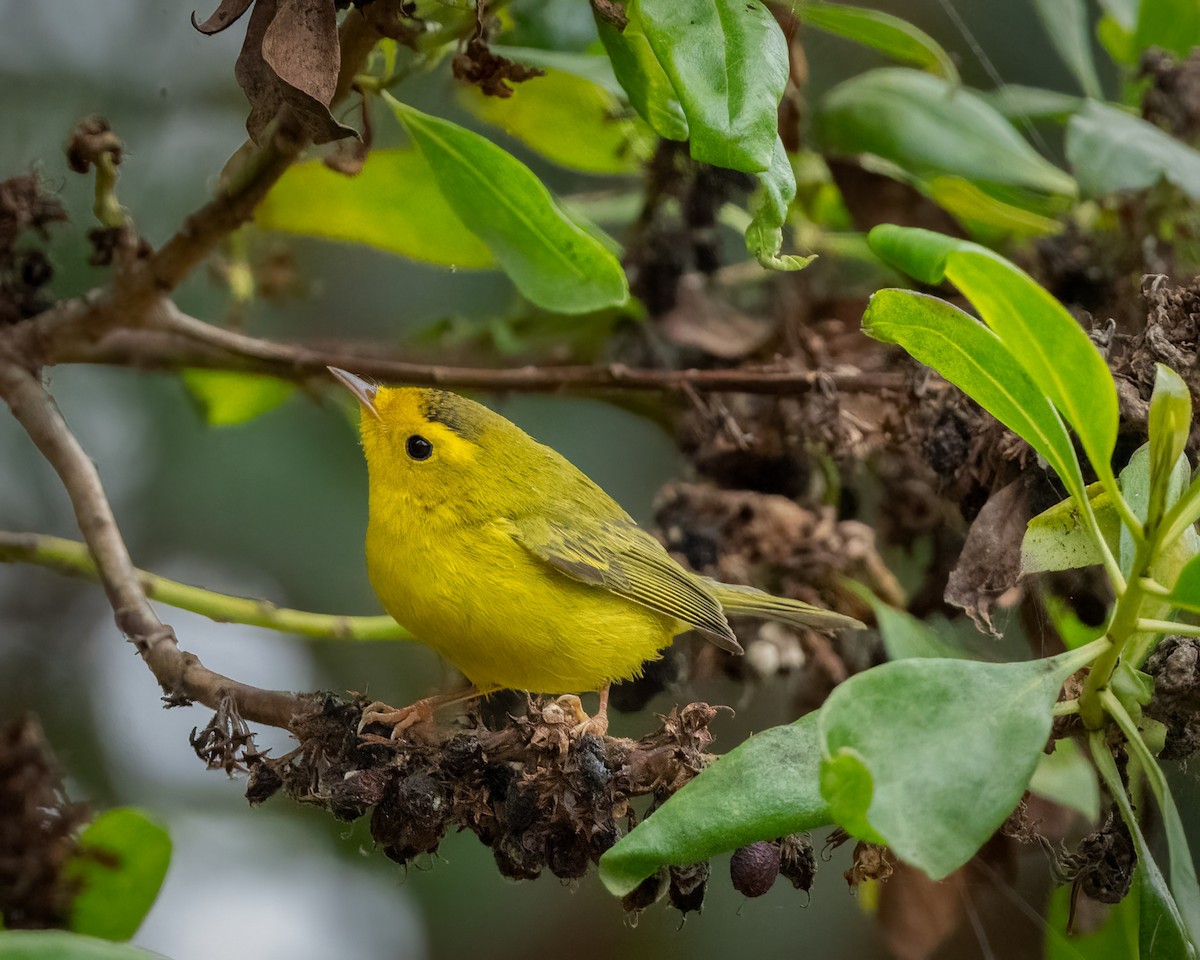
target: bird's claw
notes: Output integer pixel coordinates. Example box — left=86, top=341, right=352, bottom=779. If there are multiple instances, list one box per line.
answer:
left=553, top=694, right=609, bottom=739
left=357, top=698, right=436, bottom=739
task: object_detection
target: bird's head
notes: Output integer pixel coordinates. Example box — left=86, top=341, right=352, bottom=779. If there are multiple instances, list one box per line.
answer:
left=328, top=367, right=526, bottom=519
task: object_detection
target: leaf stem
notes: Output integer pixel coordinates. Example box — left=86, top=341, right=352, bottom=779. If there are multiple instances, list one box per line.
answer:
left=1137, top=618, right=1200, bottom=638
left=1051, top=698, right=1079, bottom=716
left=0, top=531, right=408, bottom=642
left=1079, top=535, right=1156, bottom=728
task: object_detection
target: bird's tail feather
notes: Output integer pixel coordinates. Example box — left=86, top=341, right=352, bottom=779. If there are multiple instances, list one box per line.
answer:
left=707, top=580, right=864, bottom=631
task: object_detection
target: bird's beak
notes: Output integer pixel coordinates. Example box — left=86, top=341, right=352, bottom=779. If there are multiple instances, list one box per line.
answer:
left=328, top=367, right=381, bottom=419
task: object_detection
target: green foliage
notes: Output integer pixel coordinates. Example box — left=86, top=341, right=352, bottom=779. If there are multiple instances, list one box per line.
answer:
left=862, top=288, right=1088, bottom=506
left=1028, top=739, right=1099, bottom=822
left=866, top=226, right=1119, bottom=502
left=594, top=3, right=689, bottom=141
left=385, top=95, right=629, bottom=314
left=814, top=69, right=1077, bottom=199
left=1029, top=0, right=1102, bottom=98
left=849, top=585, right=968, bottom=661
left=817, top=649, right=1095, bottom=880
left=182, top=370, right=295, bottom=427
left=1091, top=736, right=1196, bottom=958
left=65, top=809, right=171, bottom=942
left=0, top=932, right=165, bottom=960
left=257, top=150, right=494, bottom=268
left=598, top=713, right=829, bottom=896
left=1023, top=484, right=1119, bottom=575
left=793, top=1, right=958, bottom=83
left=459, top=67, right=650, bottom=175
left=745, top=139, right=815, bottom=271
left=1067, top=101, right=1200, bottom=201
left=1045, top=881, right=1139, bottom=959
left=636, top=0, right=787, bottom=173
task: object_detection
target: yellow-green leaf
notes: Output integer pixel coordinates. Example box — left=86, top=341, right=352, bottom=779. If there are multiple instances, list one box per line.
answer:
left=183, top=370, right=294, bottom=427
left=459, top=68, right=650, bottom=175
left=256, top=150, right=494, bottom=269
left=385, top=95, right=629, bottom=314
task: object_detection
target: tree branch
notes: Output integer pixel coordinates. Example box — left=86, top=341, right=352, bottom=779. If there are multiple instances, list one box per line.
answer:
left=55, top=302, right=910, bottom=396
left=0, top=360, right=307, bottom=728
left=0, top=531, right=408, bottom=642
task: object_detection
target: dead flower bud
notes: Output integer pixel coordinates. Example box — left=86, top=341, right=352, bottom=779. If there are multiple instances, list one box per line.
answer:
left=370, top=772, right=447, bottom=864
left=730, top=841, right=781, bottom=898
left=779, top=833, right=817, bottom=891
left=622, top=869, right=669, bottom=918
left=668, top=861, right=710, bottom=915
left=844, top=841, right=893, bottom=889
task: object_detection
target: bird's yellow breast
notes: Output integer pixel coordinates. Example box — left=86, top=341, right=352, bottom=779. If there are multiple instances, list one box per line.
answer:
left=365, top=498, right=680, bottom=694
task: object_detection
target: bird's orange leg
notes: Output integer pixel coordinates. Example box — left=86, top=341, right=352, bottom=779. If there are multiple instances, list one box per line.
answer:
left=557, top=685, right=611, bottom=738
left=358, top=686, right=484, bottom=739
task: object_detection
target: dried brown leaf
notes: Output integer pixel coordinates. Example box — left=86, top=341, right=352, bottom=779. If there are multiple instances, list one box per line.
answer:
left=191, top=0, right=255, bottom=35
left=234, top=0, right=357, bottom=145
left=944, top=474, right=1043, bottom=635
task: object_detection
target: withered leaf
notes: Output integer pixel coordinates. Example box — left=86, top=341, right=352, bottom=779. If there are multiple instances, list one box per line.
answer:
left=191, top=0, right=254, bottom=35
left=945, top=474, right=1049, bottom=634
left=263, top=0, right=340, bottom=106
left=234, top=0, right=357, bottom=145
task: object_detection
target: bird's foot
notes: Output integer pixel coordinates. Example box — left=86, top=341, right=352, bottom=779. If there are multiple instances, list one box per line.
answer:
left=553, top=693, right=610, bottom=739
left=357, top=697, right=437, bottom=739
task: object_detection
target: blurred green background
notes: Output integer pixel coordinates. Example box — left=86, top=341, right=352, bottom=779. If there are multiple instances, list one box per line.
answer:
left=0, top=1, right=1113, bottom=957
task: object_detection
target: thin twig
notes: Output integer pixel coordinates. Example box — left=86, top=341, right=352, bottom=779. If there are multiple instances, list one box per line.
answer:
left=55, top=303, right=909, bottom=396
left=0, top=361, right=306, bottom=728
left=0, top=531, right=408, bottom=642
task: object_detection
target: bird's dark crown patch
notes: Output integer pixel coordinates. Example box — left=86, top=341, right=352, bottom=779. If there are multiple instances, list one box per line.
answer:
left=420, top=390, right=486, bottom=440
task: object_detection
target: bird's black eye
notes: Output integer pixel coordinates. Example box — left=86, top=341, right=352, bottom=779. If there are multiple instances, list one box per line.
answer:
left=405, top=435, right=433, bottom=461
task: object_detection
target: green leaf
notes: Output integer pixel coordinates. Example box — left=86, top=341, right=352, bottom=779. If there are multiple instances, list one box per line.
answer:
left=66, top=809, right=171, bottom=942
left=1067, top=100, right=1200, bottom=202
left=1090, top=733, right=1197, bottom=958
left=976, top=84, right=1084, bottom=122
left=1022, top=484, right=1120, bottom=575
left=847, top=583, right=968, bottom=660
left=819, top=646, right=1097, bottom=880
left=1119, top=444, right=1194, bottom=580
left=1029, top=738, right=1100, bottom=822
left=1045, top=880, right=1139, bottom=960
left=867, top=226, right=1118, bottom=494
left=459, top=68, right=650, bottom=175
left=1135, top=0, right=1200, bottom=60
left=1160, top=469, right=1200, bottom=558
left=745, top=138, right=815, bottom=271
left=182, top=370, right=294, bottom=427
left=814, top=69, right=1077, bottom=198
left=256, top=150, right=494, bottom=269
left=862, top=288, right=1087, bottom=505
left=1148, top=365, right=1193, bottom=534
left=385, top=95, right=629, bottom=314
left=1105, top=694, right=1200, bottom=949
left=638, top=0, right=788, bottom=173
left=1168, top=553, right=1200, bottom=613
left=597, top=712, right=830, bottom=896
left=0, top=932, right=166, bottom=960
left=1096, top=0, right=1136, bottom=31
left=794, top=1, right=958, bottom=83
left=1097, top=13, right=1138, bottom=66
left=1043, top=594, right=1106, bottom=651
left=1030, top=0, right=1103, bottom=98
left=595, top=2, right=689, bottom=141
left=924, top=176, right=1063, bottom=240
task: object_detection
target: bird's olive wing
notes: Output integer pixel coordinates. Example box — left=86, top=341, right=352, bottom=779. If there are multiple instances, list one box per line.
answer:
left=511, top=516, right=743, bottom=653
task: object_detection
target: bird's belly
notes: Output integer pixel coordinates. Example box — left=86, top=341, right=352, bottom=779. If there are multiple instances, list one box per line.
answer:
left=366, top=519, right=679, bottom=694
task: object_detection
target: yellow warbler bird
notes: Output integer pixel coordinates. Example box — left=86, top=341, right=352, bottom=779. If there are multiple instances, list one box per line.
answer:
left=331, top=368, right=862, bottom=737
